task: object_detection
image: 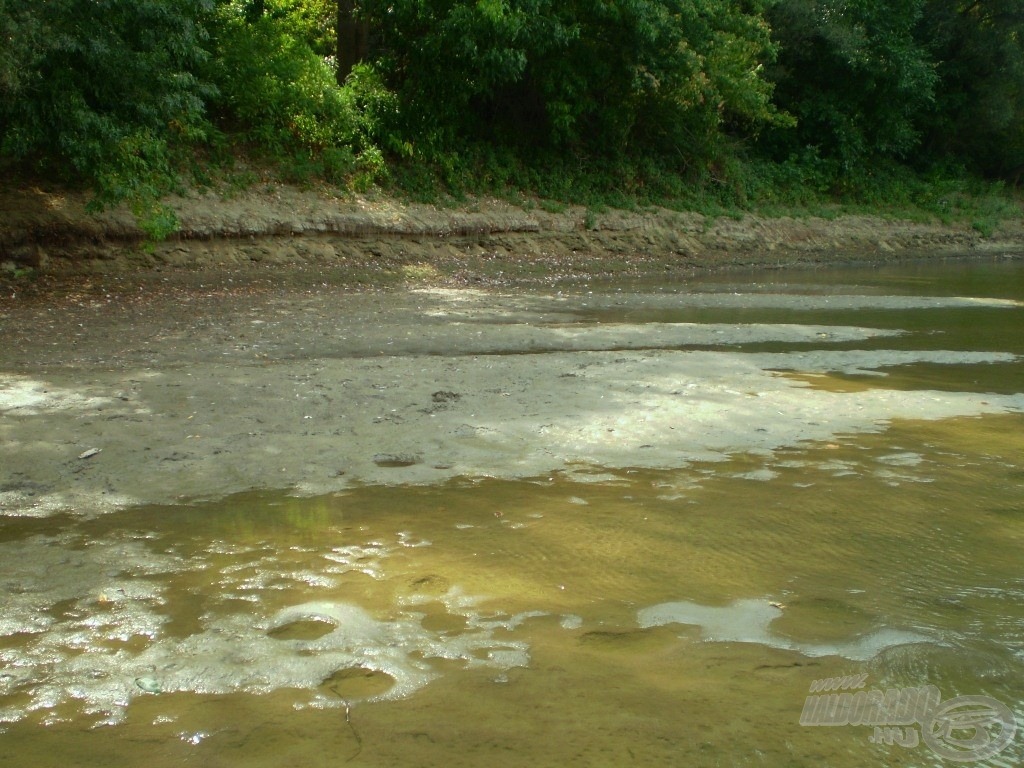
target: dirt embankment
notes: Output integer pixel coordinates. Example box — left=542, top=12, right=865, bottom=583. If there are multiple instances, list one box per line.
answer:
left=1, top=183, right=1022, bottom=283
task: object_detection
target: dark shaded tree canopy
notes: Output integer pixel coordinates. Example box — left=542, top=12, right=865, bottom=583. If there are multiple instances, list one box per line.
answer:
left=1, top=0, right=1021, bottom=227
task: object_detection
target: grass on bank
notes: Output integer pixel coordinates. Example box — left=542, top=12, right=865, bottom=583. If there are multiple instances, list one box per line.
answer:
left=375, top=147, right=1022, bottom=236
left=3, top=140, right=1021, bottom=243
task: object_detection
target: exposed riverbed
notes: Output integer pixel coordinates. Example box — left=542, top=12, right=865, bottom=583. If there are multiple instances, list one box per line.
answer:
left=1, top=258, right=1022, bottom=766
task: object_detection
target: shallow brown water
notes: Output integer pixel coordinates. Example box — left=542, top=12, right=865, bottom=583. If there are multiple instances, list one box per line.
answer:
left=1, top=259, right=1022, bottom=767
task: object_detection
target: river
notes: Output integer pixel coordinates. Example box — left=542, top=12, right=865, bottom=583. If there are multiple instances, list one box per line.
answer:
left=1, top=258, right=1022, bottom=766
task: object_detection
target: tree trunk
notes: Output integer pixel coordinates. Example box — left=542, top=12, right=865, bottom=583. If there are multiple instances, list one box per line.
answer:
left=336, top=0, right=369, bottom=84
left=245, top=0, right=265, bottom=23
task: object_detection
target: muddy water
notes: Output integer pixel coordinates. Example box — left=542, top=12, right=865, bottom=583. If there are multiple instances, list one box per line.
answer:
left=1, top=260, right=1023, bottom=767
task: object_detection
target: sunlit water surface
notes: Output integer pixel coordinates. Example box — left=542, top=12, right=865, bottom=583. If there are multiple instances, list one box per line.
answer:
left=2, top=259, right=1023, bottom=767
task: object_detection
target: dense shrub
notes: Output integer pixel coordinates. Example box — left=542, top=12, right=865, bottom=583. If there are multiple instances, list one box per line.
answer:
left=761, top=0, right=937, bottom=171
left=205, top=2, right=392, bottom=189
left=0, top=0, right=1020, bottom=231
left=360, top=0, right=788, bottom=172
left=0, top=0, right=215, bottom=236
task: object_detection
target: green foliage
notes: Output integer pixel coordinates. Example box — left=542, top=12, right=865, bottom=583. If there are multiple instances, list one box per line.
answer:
left=0, top=0, right=391, bottom=229
left=388, top=142, right=723, bottom=215
left=0, top=0, right=41, bottom=97
left=762, top=0, right=937, bottom=169
left=208, top=5, right=349, bottom=152
left=916, top=0, right=1024, bottom=177
left=530, top=0, right=790, bottom=156
left=1, top=0, right=1021, bottom=236
left=726, top=154, right=1020, bottom=231
left=0, top=0, right=215, bottom=231
left=361, top=0, right=787, bottom=170
left=205, top=2, right=391, bottom=190
left=268, top=0, right=336, bottom=57
left=359, top=0, right=545, bottom=149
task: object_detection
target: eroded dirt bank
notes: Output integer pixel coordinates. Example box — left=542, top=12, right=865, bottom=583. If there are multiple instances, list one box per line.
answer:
left=1, top=183, right=1023, bottom=282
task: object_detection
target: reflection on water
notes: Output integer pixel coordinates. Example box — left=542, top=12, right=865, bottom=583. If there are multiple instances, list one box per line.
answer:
left=2, top=421, right=1022, bottom=766
left=1, top=260, right=1023, bottom=767
left=637, top=599, right=932, bottom=661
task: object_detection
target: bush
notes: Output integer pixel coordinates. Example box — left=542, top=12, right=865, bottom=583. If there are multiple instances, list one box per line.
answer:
left=204, top=3, right=392, bottom=191
left=0, top=0, right=216, bottom=234
left=761, top=0, right=937, bottom=168
left=361, top=0, right=788, bottom=172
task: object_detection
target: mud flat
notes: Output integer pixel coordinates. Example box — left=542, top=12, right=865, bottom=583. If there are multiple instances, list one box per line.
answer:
left=2, top=282, right=1022, bottom=518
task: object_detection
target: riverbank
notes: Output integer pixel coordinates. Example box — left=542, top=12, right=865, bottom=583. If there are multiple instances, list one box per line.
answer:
left=2, top=251, right=1023, bottom=520
left=2, top=182, right=1024, bottom=519
left=3, top=193, right=1022, bottom=768
left=2, top=183, right=1023, bottom=286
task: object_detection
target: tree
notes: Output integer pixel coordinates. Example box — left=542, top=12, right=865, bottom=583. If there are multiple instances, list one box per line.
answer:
left=761, top=0, right=937, bottom=171
left=336, top=0, right=370, bottom=83
left=525, top=0, right=787, bottom=158
left=0, top=0, right=215, bottom=235
left=0, top=0, right=41, bottom=99
left=916, top=0, right=1024, bottom=177
left=358, top=0, right=785, bottom=169
left=204, top=0, right=391, bottom=188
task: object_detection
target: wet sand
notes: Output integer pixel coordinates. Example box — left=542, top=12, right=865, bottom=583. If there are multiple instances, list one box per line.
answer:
left=2, top=279, right=1022, bottom=518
